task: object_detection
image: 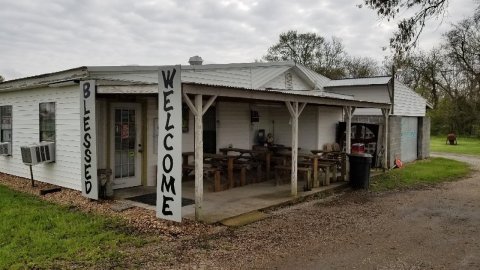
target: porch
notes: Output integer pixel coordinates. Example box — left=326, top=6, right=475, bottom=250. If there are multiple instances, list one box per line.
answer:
left=93, top=68, right=390, bottom=222
left=114, top=178, right=346, bottom=223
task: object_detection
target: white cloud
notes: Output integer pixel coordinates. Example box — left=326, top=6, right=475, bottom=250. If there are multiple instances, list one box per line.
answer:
left=0, top=0, right=477, bottom=79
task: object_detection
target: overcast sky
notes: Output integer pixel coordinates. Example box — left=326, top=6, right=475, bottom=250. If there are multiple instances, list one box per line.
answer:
left=0, top=0, right=476, bottom=80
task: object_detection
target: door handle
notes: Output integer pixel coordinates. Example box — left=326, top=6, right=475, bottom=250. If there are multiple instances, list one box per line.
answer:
left=138, top=144, right=143, bottom=153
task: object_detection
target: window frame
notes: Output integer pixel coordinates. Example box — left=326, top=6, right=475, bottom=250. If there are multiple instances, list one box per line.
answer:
left=0, top=105, right=13, bottom=144
left=39, top=102, right=56, bottom=142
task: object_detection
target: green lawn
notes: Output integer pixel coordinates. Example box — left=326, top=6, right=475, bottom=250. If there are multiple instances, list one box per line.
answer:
left=370, top=157, right=470, bottom=191
left=0, top=185, right=144, bottom=269
left=430, top=135, right=480, bottom=156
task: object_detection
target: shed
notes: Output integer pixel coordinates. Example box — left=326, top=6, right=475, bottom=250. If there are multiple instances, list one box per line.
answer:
left=325, top=76, right=431, bottom=166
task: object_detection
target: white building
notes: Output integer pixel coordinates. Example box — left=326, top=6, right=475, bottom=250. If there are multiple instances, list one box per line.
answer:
left=0, top=60, right=428, bottom=221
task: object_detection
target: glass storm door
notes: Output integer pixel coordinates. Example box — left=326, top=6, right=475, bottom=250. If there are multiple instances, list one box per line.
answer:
left=110, top=103, right=142, bottom=189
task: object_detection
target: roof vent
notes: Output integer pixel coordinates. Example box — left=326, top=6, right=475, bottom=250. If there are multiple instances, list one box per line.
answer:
left=188, top=55, right=203, bottom=66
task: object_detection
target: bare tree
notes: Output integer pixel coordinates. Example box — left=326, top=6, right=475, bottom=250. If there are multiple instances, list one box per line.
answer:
left=263, top=31, right=380, bottom=79
left=360, top=0, right=479, bottom=54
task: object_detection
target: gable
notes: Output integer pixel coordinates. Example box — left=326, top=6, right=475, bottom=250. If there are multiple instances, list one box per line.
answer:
left=393, top=80, right=426, bottom=116
left=261, top=69, right=314, bottom=90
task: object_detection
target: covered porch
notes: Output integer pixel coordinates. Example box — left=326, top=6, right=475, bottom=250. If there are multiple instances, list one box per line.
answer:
left=93, top=72, right=390, bottom=222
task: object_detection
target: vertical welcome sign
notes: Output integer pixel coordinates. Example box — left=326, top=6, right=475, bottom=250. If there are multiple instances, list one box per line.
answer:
left=157, top=66, right=182, bottom=222
left=80, top=80, right=98, bottom=200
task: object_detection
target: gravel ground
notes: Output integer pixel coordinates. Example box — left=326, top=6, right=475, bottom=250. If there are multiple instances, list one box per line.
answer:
left=2, top=153, right=479, bottom=269
left=139, top=153, right=480, bottom=269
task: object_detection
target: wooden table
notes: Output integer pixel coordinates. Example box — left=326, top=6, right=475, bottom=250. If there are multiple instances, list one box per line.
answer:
left=311, top=150, right=347, bottom=182
left=275, top=152, right=337, bottom=187
left=219, top=147, right=272, bottom=182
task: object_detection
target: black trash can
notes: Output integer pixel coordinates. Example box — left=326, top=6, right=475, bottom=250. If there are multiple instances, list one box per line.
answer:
left=348, top=153, right=372, bottom=189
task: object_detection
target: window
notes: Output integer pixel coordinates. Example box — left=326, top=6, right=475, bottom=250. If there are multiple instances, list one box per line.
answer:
left=0, top=106, right=12, bottom=143
left=39, top=102, right=55, bottom=142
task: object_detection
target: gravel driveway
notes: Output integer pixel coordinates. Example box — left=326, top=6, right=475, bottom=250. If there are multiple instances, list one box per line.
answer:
left=147, top=153, right=480, bottom=269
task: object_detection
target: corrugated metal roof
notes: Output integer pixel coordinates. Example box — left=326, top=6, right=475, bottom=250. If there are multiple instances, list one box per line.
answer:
left=181, top=65, right=292, bottom=90
left=326, top=76, right=391, bottom=87
left=294, top=64, right=331, bottom=89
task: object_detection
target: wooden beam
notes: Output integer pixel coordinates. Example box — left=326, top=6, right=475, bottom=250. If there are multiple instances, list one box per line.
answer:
left=382, top=108, right=390, bottom=170
left=298, top=102, right=307, bottom=116
left=202, top=95, right=217, bottom=115
left=286, top=101, right=299, bottom=196
left=194, top=94, right=204, bottom=221
left=345, top=106, right=354, bottom=154
left=182, top=91, right=198, bottom=116
left=285, top=101, right=295, bottom=117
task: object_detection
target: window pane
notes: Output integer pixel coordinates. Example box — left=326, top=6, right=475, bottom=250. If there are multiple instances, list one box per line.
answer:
left=115, top=165, right=121, bottom=178
left=39, top=102, right=55, bottom=142
left=129, top=163, right=135, bottom=177
left=122, top=164, right=128, bottom=178
left=0, top=106, right=12, bottom=143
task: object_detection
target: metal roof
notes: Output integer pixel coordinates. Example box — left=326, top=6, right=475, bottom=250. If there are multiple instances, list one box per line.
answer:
left=294, top=64, right=331, bottom=89
left=326, top=76, right=392, bottom=87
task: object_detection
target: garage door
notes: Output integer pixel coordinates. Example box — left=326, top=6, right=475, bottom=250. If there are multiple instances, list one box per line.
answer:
left=401, top=117, right=418, bottom=162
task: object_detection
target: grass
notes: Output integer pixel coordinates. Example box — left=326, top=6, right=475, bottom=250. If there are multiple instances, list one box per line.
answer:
left=370, top=157, right=470, bottom=191
left=0, top=185, right=144, bottom=269
left=430, top=135, right=480, bottom=156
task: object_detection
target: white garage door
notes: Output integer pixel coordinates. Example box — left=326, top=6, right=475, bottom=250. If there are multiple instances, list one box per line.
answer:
left=401, top=117, right=418, bottom=162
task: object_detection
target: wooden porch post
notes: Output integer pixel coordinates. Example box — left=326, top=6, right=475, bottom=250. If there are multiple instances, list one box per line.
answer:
left=193, top=95, right=204, bottom=220
left=286, top=101, right=307, bottom=197
left=382, top=108, right=390, bottom=170
left=182, top=92, right=217, bottom=221
left=345, top=106, right=355, bottom=154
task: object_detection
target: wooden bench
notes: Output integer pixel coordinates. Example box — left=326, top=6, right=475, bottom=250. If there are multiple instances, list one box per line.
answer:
left=274, top=165, right=312, bottom=190
left=182, top=165, right=225, bottom=192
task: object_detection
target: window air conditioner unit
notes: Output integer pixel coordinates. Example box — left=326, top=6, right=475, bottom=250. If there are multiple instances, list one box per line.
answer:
left=21, top=142, right=55, bottom=165
left=0, top=142, right=12, bottom=156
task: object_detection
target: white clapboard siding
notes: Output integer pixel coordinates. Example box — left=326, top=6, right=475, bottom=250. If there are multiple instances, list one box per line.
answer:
left=269, top=107, right=291, bottom=146
left=393, top=80, right=426, bottom=117
left=217, top=102, right=251, bottom=150
left=250, top=106, right=273, bottom=146
left=0, top=85, right=81, bottom=190
left=298, top=106, right=318, bottom=150
left=317, top=106, right=343, bottom=149
left=327, top=85, right=390, bottom=103
left=250, top=105, right=318, bottom=150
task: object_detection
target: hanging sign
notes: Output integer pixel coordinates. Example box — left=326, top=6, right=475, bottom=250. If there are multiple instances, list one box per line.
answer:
left=157, top=66, right=182, bottom=222
left=80, top=80, right=99, bottom=200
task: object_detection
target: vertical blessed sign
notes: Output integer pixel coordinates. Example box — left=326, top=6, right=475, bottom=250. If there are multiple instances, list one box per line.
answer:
left=80, top=80, right=98, bottom=200
left=157, top=66, right=182, bottom=222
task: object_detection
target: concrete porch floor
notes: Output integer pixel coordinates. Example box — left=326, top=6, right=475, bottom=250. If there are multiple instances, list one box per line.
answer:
left=114, top=180, right=347, bottom=224
left=182, top=180, right=347, bottom=223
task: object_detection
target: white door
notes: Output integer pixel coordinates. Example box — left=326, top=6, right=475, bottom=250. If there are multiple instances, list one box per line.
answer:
left=400, top=117, right=418, bottom=163
left=110, top=103, right=142, bottom=189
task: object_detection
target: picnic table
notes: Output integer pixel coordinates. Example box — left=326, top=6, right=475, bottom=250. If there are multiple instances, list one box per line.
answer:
left=311, top=149, right=347, bottom=182
left=274, top=151, right=337, bottom=188
left=219, top=147, right=272, bottom=182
